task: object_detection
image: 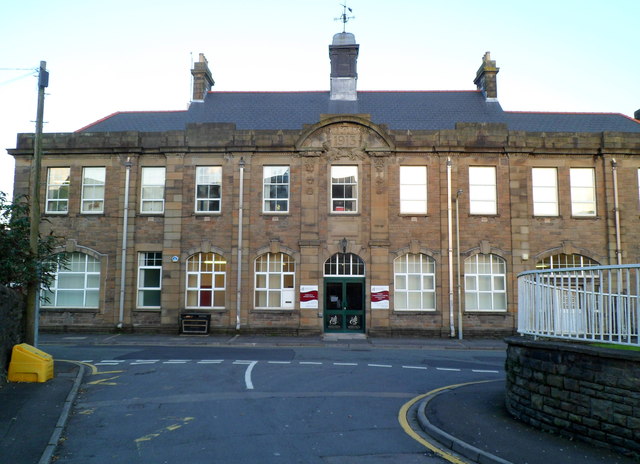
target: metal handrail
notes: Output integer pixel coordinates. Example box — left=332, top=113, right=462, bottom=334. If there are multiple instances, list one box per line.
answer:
left=517, top=264, right=640, bottom=346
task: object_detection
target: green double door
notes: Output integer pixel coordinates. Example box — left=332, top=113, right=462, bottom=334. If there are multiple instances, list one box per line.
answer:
left=324, top=278, right=365, bottom=333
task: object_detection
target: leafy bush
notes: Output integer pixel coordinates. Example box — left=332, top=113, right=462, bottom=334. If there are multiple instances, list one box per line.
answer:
left=0, top=192, right=65, bottom=290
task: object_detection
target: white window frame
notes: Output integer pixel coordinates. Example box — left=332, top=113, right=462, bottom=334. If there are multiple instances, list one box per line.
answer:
left=393, top=253, right=436, bottom=311
left=41, top=252, right=100, bottom=308
left=531, top=167, right=558, bottom=216
left=464, top=254, right=507, bottom=312
left=45, top=167, right=70, bottom=214
left=254, top=252, right=295, bottom=309
left=141, top=167, right=165, bottom=214
left=324, top=253, right=365, bottom=277
left=137, top=252, right=162, bottom=308
left=81, top=167, right=106, bottom=214
left=262, top=166, right=290, bottom=213
left=469, top=166, right=497, bottom=215
left=570, top=168, right=596, bottom=217
left=331, top=165, right=358, bottom=213
left=195, top=166, right=222, bottom=213
left=186, top=252, right=226, bottom=309
left=400, top=166, right=427, bottom=214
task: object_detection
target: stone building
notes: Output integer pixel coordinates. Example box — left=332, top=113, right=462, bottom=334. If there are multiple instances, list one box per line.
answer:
left=9, top=31, right=640, bottom=336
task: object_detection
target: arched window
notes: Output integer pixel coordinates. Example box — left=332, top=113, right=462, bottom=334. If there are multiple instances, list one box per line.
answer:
left=535, top=253, right=599, bottom=273
left=186, top=252, right=226, bottom=308
left=464, top=254, right=506, bottom=311
left=41, top=252, right=100, bottom=308
left=254, top=252, right=295, bottom=309
left=324, top=253, right=365, bottom=276
left=394, top=253, right=436, bottom=310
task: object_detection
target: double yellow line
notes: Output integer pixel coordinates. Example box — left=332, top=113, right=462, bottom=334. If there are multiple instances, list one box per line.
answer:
left=398, top=380, right=497, bottom=464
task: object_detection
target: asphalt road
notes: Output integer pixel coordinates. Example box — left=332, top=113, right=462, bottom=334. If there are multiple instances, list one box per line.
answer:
left=44, top=343, right=505, bottom=464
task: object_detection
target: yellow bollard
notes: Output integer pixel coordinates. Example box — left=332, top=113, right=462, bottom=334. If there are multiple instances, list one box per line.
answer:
left=7, top=343, right=54, bottom=383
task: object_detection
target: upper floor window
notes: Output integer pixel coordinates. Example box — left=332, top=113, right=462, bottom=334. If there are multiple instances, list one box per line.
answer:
left=400, top=166, right=427, bottom=214
left=137, top=252, right=162, bottom=308
left=394, top=253, right=436, bottom=310
left=46, top=167, right=70, bottom=214
left=464, top=254, right=506, bottom=312
left=81, top=167, right=106, bottom=214
left=331, top=165, right=358, bottom=213
left=195, top=166, right=221, bottom=213
left=41, top=252, right=100, bottom=308
left=570, top=168, right=596, bottom=217
left=531, top=168, right=558, bottom=216
left=263, top=166, right=289, bottom=213
left=254, top=252, right=295, bottom=309
left=186, top=252, right=226, bottom=308
left=141, top=167, right=165, bottom=214
left=469, top=166, right=497, bottom=215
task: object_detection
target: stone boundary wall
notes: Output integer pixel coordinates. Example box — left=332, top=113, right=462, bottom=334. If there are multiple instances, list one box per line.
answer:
left=505, top=336, right=640, bottom=459
left=0, top=285, right=24, bottom=383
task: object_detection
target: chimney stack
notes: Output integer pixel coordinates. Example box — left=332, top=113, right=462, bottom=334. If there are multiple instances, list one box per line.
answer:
left=329, top=33, right=359, bottom=101
left=474, top=52, right=499, bottom=101
left=191, top=53, right=214, bottom=101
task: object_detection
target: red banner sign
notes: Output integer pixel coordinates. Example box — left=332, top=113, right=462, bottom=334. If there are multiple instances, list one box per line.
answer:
left=300, top=290, right=318, bottom=302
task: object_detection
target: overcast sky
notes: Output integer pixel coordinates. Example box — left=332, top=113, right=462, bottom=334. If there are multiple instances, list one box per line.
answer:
left=1, top=0, right=639, bottom=197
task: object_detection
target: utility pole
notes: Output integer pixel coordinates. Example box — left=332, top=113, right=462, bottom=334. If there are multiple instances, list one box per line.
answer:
left=25, top=61, right=48, bottom=346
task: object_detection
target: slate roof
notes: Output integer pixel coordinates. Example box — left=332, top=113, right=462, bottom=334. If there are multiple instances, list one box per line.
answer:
left=77, top=110, right=188, bottom=133
left=78, top=90, right=640, bottom=134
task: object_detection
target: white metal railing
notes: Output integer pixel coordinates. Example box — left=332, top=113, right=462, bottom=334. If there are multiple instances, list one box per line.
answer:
left=518, top=264, right=640, bottom=346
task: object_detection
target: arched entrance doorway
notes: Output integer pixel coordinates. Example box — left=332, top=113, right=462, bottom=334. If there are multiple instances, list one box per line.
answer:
left=323, top=253, right=365, bottom=333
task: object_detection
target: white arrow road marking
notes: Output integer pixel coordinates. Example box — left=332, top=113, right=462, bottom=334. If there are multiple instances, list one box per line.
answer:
left=233, top=360, right=258, bottom=390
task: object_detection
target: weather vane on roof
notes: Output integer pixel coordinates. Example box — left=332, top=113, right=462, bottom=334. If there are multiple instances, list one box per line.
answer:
left=335, top=2, right=355, bottom=33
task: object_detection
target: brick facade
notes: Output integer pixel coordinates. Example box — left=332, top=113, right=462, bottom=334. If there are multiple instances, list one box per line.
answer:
left=9, top=119, right=640, bottom=336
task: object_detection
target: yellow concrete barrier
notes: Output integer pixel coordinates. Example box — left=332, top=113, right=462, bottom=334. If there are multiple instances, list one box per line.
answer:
left=7, top=343, right=54, bottom=383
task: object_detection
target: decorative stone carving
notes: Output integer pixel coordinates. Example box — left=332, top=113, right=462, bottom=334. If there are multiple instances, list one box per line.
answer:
left=325, top=144, right=367, bottom=161
left=297, top=120, right=394, bottom=154
left=328, top=124, right=362, bottom=148
left=372, top=155, right=386, bottom=194
left=303, top=158, right=315, bottom=172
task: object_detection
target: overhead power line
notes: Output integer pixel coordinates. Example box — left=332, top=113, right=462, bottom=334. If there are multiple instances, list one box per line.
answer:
left=0, top=70, right=36, bottom=87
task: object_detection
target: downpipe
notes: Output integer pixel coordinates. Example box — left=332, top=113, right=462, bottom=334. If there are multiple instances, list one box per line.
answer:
left=236, top=158, right=245, bottom=331
left=447, top=158, right=455, bottom=338
left=455, top=189, right=463, bottom=340
left=611, top=159, right=622, bottom=265
left=117, top=158, right=132, bottom=329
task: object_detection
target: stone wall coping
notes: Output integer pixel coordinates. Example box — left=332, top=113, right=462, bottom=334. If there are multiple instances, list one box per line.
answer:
left=505, top=335, right=640, bottom=362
